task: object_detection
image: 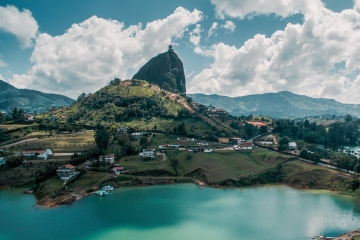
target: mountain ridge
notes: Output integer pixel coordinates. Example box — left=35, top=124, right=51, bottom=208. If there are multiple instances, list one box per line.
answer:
left=188, top=91, right=359, bottom=118
left=0, top=80, right=75, bottom=113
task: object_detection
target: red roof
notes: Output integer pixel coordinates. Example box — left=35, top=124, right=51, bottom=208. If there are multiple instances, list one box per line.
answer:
left=23, top=150, right=46, bottom=154
left=113, top=166, right=124, bottom=170
left=64, top=164, right=75, bottom=169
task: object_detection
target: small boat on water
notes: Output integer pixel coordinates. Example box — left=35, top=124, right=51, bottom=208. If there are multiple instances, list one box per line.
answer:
left=96, top=190, right=108, bottom=196
left=102, top=185, right=114, bottom=192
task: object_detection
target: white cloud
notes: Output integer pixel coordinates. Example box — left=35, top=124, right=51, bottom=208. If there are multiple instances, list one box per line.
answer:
left=222, top=21, right=236, bottom=33
left=189, top=24, right=202, bottom=46
left=210, top=0, right=324, bottom=19
left=0, top=5, right=38, bottom=48
left=8, top=7, right=203, bottom=98
left=188, top=5, right=360, bottom=103
left=355, top=0, right=360, bottom=12
left=207, top=22, right=218, bottom=38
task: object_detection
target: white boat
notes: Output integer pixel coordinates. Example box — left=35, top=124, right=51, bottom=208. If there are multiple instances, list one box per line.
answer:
left=96, top=190, right=108, bottom=196
left=102, top=186, right=114, bottom=191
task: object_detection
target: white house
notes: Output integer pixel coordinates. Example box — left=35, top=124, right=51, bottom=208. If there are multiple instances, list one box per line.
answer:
left=143, top=149, right=155, bottom=159
left=99, top=154, right=115, bottom=164
left=56, top=164, right=76, bottom=180
left=22, top=149, right=52, bottom=159
left=204, top=148, right=213, bottom=153
left=113, top=166, right=124, bottom=175
left=288, top=142, right=297, bottom=150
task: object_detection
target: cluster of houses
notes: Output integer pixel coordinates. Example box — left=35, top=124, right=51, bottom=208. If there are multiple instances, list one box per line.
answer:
left=207, top=108, right=227, bottom=117
left=117, top=128, right=151, bottom=139
left=218, top=137, right=246, bottom=144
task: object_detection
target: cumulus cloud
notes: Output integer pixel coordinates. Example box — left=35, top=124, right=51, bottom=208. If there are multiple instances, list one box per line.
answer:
left=0, top=5, right=38, bottom=48
left=210, top=0, right=324, bottom=19
left=222, top=21, right=236, bottom=33
left=8, top=7, right=203, bottom=98
left=355, top=0, right=360, bottom=12
left=207, top=22, right=218, bottom=38
left=188, top=5, right=360, bottom=103
left=189, top=24, right=202, bottom=46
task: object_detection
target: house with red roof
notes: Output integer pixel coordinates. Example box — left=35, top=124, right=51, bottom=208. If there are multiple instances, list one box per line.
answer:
left=56, top=164, right=76, bottom=180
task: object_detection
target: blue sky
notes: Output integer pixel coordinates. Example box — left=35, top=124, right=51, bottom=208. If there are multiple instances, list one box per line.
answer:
left=0, top=0, right=360, bottom=104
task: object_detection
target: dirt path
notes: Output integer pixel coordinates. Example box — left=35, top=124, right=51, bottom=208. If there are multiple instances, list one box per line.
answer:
left=0, top=138, right=38, bottom=148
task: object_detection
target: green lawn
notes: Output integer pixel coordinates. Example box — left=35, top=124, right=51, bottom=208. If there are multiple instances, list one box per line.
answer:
left=166, top=149, right=293, bottom=182
left=116, top=155, right=176, bottom=174
left=3, top=131, right=96, bottom=152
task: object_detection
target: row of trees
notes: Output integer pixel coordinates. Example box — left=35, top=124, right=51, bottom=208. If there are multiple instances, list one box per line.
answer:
left=273, top=117, right=360, bottom=149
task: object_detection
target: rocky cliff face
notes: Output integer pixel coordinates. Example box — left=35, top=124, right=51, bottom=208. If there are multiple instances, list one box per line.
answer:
left=132, top=48, right=186, bottom=93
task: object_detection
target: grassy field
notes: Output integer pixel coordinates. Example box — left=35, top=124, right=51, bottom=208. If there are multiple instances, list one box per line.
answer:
left=0, top=159, right=68, bottom=185
left=116, top=155, right=176, bottom=174
left=166, top=149, right=293, bottom=182
left=2, top=130, right=96, bottom=153
left=0, top=124, right=35, bottom=131
left=67, top=172, right=112, bottom=194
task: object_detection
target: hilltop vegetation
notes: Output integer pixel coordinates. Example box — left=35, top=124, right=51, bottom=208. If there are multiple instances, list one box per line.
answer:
left=52, top=79, right=186, bottom=126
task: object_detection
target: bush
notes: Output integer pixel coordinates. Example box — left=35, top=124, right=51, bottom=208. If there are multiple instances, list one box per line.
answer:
left=6, top=156, right=24, bottom=168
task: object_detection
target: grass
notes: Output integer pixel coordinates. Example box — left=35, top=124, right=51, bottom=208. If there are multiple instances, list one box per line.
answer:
left=166, top=149, right=293, bottom=182
left=0, top=124, right=36, bottom=131
left=68, top=172, right=112, bottom=192
left=117, top=155, right=176, bottom=174
left=0, top=160, right=67, bottom=185
left=2, top=130, right=96, bottom=153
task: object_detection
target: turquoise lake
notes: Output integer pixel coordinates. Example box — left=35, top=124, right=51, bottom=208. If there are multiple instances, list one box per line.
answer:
left=1, top=184, right=360, bottom=240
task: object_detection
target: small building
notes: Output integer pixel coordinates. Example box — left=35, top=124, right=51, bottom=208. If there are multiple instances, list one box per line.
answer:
left=159, top=144, right=168, bottom=149
left=22, top=149, right=52, bottom=159
left=288, top=142, right=297, bottom=150
left=83, top=160, right=93, bottom=170
left=0, top=157, right=6, bottom=165
left=117, top=128, right=128, bottom=134
left=178, top=146, right=186, bottom=151
left=113, top=166, right=124, bottom=175
left=238, top=142, right=254, bottom=150
left=99, top=154, right=115, bottom=164
left=230, top=137, right=245, bottom=144
left=218, top=138, right=230, bottom=143
left=24, top=113, right=34, bottom=121
left=259, top=141, right=273, bottom=146
left=142, top=149, right=155, bottom=159
left=56, top=164, right=76, bottom=180
left=204, top=148, right=213, bottom=153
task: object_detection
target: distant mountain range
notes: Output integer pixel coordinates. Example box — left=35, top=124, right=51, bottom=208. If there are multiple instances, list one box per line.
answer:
left=188, top=91, right=360, bottom=118
left=0, top=80, right=75, bottom=113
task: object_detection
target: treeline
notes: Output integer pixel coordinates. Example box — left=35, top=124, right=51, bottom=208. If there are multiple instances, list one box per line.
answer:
left=38, top=122, right=84, bottom=132
left=273, top=115, right=360, bottom=149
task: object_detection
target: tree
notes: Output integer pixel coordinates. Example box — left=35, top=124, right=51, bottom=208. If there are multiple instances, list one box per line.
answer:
left=345, top=114, right=353, bottom=123
left=259, top=125, right=268, bottom=134
left=6, top=156, right=24, bottom=168
left=95, top=124, right=110, bottom=153
left=17, top=108, right=24, bottom=121
left=139, top=136, right=148, bottom=149
left=278, top=137, right=289, bottom=152
left=12, top=107, right=18, bottom=121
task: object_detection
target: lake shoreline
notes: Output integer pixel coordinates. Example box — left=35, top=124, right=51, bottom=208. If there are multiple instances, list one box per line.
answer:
left=2, top=175, right=356, bottom=209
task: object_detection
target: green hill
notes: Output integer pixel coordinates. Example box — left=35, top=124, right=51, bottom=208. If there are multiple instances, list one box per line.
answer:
left=51, top=79, right=195, bottom=129
left=0, top=80, right=74, bottom=113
